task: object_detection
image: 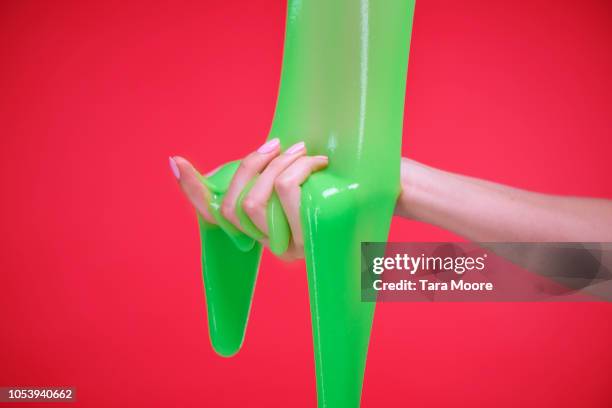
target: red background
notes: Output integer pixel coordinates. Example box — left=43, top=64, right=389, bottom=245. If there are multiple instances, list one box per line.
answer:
left=1, top=0, right=611, bottom=406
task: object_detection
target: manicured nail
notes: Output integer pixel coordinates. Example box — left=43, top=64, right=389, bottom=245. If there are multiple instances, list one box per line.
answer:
left=169, top=156, right=180, bottom=180
left=314, top=155, right=328, bottom=161
left=285, top=141, right=305, bottom=155
left=257, top=138, right=280, bottom=154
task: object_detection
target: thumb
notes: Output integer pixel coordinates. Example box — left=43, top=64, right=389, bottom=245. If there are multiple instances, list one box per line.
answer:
left=169, top=156, right=216, bottom=224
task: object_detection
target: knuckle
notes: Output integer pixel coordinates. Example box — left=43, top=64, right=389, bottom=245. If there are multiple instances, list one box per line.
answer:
left=242, top=196, right=261, bottom=215
left=220, top=201, right=235, bottom=219
left=274, top=175, right=293, bottom=193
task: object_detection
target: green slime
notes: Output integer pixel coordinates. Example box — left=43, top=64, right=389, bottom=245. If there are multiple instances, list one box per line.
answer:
left=198, top=1, right=415, bottom=405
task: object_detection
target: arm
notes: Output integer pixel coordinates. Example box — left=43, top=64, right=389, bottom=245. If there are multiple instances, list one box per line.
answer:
left=395, top=158, right=612, bottom=242
left=395, top=159, right=612, bottom=296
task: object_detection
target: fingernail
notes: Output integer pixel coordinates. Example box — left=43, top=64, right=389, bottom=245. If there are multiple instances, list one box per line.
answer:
left=169, top=156, right=180, bottom=180
left=314, top=155, right=328, bottom=161
left=257, top=138, right=280, bottom=154
left=285, top=141, right=305, bottom=155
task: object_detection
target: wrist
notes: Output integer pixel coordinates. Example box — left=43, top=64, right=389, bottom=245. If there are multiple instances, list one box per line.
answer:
left=395, top=158, right=440, bottom=222
left=396, top=158, right=421, bottom=219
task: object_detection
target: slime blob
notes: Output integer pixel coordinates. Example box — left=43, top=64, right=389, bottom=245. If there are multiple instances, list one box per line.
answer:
left=197, top=1, right=415, bottom=405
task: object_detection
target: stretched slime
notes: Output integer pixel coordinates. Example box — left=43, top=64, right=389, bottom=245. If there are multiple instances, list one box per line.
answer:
left=197, top=1, right=415, bottom=405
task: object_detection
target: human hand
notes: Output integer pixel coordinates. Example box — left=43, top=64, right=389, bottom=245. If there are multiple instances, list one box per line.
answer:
left=170, top=139, right=328, bottom=261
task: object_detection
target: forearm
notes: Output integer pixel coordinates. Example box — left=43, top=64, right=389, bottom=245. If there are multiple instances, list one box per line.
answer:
left=396, top=158, right=612, bottom=242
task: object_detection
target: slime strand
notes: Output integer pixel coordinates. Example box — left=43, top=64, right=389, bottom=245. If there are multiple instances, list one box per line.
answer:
left=197, top=0, right=415, bottom=405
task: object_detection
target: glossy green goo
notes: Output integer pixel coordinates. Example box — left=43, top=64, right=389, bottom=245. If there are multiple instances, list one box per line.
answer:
left=196, top=0, right=415, bottom=405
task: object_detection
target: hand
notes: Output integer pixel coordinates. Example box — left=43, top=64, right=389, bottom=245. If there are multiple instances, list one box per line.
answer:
left=170, top=139, right=328, bottom=261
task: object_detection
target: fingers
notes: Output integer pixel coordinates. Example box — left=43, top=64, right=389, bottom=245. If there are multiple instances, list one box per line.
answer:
left=171, top=141, right=327, bottom=262
left=274, top=155, right=328, bottom=251
left=170, top=156, right=216, bottom=223
left=241, top=141, right=307, bottom=234
left=221, top=138, right=281, bottom=231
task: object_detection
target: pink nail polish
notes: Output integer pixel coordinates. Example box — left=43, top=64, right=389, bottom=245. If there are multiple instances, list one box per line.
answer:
left=169, top=157, right=180, bottom=180
left=257, top=138, right=280, bottom=153
left=286, top=141, right=305, bottom=154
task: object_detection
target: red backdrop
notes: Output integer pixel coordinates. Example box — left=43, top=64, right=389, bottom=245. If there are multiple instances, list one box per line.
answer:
left=1, top=0, right=611, bottom=406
